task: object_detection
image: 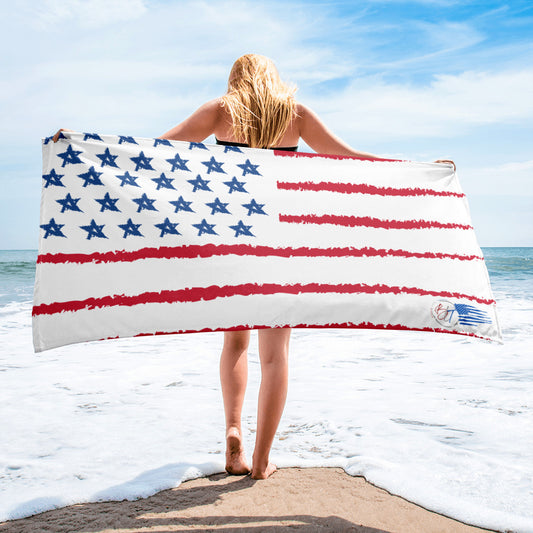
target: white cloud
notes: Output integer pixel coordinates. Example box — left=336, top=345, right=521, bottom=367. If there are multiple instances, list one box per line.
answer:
left=486, top=160, right=533, bottom=173
left=27, top=0, right=147, bottom=28
left=461, top=160, right=533, bottom=197
left=2, top=1, right=532, bottom=146
left=0, top=1, right=357, bottom=139
left=402, top=20, right=485, bottom=60
left=1, top=2, right=531, bottom=153
left=310, top=68, right=533, bottom=142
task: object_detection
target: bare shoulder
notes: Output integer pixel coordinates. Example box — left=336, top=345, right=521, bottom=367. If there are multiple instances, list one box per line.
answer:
left=185, top=97, right=224, bottom=129
left=294, top=101, right=310, bottom=119
left=196, top=97, right=224, bottom=116
left=160, top=97, right=224, bottom=142
left=294, top=102, right=321, bottom=127
left=295, top=102, right=319, bottom=115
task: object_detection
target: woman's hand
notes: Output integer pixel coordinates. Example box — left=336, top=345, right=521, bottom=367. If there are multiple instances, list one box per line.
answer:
left=434, top=159, right=456, bottom=171
left=52, top=128, right=73, bottom=142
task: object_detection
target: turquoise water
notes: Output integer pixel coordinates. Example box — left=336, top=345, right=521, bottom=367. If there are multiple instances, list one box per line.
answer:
left=483, top=247, right=533, bottom=277
left=0, top=250, right=37, bottom=306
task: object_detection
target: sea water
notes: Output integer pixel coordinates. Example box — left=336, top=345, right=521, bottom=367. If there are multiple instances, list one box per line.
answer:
left=0, top=248, right=532, bottom=532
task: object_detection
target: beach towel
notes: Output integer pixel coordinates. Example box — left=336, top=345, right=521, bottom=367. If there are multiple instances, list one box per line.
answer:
left=32, top=132, right=501, bottom=351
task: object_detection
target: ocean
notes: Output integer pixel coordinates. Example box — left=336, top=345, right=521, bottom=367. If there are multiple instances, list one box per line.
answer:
left=1, top=248, right=532, bottom=531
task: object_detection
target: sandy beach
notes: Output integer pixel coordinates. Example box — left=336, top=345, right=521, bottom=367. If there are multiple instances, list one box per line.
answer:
left=0, top=467, right=496, bottom=532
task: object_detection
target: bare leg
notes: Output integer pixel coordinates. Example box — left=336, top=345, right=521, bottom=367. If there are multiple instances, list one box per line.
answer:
left=252, top=327, right=291, bottom=479
left=220, top=330, right=251, bottom=475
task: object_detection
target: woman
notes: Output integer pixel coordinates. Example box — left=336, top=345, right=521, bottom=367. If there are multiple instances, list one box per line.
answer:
left=159, top=54, right=402, bottom=481
left=53, top=53, right=454, bottom=480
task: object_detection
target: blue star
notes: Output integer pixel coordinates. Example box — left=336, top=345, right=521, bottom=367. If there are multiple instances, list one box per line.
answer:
left=223, top=176, right=248, bottom=194
left=230, top=220, right=254, bottom=237
left=169, top=196, right=194, bottom=213
left=80, top=219, right=107, bottom=240
left=83, top=133, right=104, bottom=142
left=57, top=144, right=83, bottom=167
left=206, top=197, right=230, bottom=215
left=132, top=193, right=157, bottom=212
left=223, top=145, right=243, bottom=153
left=237, top=159, right=261, bottom=176
left=154, top=138, right=172, bottom=147
left=96, top=147, right=119, bottom=168
left=131, top=151, right=154, bottom=171
left=242, top=198, right=267, bottom=216
left=155, top=217, right=180, bottom=237
left=118, top=218, right=143, bottom=238
left=118, top=135, right=138, bottom=144
left=40, top=218, right=66, bottom=238
left=192, top=218, right=218, bottom=236
left=187, top=174, right=212, bottom=192
left=166, top=153, right=190, bottom=172
left=116, top=171, right=140, bottom=187
left=42, top=168, right=65, bottom=188
left=189, top=142, right=208, bottom=150
left=56, top=193, right=82, bottom=213
left=152, top=173, right=175, bottom=190
left=77, top=166, right=104, bottom=187
left=202, top=156, right=226, bottom=174
left=95, top=192, right=120, bottom=212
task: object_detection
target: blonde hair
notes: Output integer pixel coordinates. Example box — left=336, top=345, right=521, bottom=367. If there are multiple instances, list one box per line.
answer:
left=221, top=54, right=297, bottom=149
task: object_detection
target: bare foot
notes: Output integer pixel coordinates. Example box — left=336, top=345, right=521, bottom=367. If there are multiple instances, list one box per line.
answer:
left=251, top=462, right=277, bottom=479
left=225, top=428, right=250, bottom=475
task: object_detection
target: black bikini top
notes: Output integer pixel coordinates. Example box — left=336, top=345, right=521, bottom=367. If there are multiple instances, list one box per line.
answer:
left=215, top=138, right=297, bottom=151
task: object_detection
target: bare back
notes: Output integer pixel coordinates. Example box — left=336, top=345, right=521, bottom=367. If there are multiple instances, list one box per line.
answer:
left=161, top=99, right=385, bottom=160
left=213, top=100, right=301, bottom=149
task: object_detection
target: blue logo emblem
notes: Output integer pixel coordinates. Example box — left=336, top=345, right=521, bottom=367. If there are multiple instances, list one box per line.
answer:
left=431, top=301, right=492, bottom=328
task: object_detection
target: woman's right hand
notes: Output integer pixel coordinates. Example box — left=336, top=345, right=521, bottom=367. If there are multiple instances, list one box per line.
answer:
left=52, top=128, right=73, bottom=142
left=434, top=159, right=456, bottom=171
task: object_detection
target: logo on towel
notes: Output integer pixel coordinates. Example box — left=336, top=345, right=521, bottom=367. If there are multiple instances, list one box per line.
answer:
left=431, top=301, right=459, bottom=327
left=431, top=301, right=492, bottom=328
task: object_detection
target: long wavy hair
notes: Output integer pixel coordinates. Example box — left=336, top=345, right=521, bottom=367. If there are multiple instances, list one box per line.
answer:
left=221, top=54, right=297, bottom=149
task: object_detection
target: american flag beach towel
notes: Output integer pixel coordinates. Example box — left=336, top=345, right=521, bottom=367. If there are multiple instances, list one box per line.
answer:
left=33, top=132, right=501, bottom=351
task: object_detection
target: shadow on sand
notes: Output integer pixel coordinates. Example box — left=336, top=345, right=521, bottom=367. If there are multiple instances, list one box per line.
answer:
left=0, top=470, right=390, bottom=532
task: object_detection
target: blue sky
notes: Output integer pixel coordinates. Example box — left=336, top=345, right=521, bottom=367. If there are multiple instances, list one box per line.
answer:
left=1, top=0, right=532, bottom=248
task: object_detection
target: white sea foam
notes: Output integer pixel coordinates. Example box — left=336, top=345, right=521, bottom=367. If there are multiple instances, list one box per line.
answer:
left=1, top=287, right=532, bottom=531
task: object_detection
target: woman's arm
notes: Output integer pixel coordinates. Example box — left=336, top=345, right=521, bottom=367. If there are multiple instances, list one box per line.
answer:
left=297, top=104, right=388, bottom=160
left=297, top=103, right=455, bottom=169
left=159, top=98, right=221, bottom=141
left=51, top=100, right=220, bottom=144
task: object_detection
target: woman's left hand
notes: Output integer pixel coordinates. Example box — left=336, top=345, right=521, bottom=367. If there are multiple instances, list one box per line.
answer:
left=434, top=159, right=456, bottom=171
